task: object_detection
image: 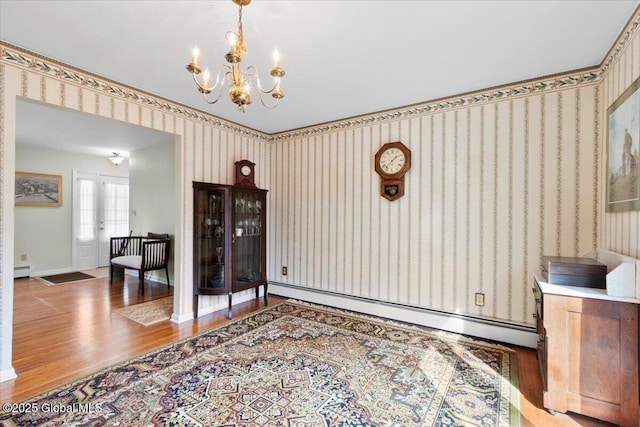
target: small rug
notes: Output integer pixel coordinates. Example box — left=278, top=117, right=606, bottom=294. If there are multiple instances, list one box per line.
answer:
left=1, top=301, right=520, bottom=426
left=39, top=271, right=95, bottom=284
left=114, top=296, right=173, bottom=326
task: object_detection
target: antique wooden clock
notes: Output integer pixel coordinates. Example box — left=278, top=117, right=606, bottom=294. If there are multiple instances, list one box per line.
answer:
left=235, top=160, right=256, bottom=188
left=374, top=142, right=411, bottom=201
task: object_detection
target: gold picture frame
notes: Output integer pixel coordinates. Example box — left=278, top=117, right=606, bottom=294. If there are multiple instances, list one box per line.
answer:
left=15, top=171, right=62, bottom=207
left=606, top=76, right=640, bottom=212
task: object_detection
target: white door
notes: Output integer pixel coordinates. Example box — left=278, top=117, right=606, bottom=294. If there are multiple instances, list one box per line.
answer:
left=98, top=176, right=129, bottom=266
left=72, top=171, right=129, bottom=269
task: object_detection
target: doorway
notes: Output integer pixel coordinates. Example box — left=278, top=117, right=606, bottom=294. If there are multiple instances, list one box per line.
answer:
left=72, top=171, right=130, bottom=270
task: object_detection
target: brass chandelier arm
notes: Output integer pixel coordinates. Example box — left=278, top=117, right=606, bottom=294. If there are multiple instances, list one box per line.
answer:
left=255, top=90, right=281, bottom=109
left=191, top=66, right=228, bottom=105
left=246, top=66, right=281, bottom=94
left=244, top=68, right=266, bottom=92
left=245, top=67, right=283, bottom=109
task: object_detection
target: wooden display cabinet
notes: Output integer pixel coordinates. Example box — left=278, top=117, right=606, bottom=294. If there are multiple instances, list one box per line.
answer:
left=193, top=182, right=267, bottom=319
left=533, top=273, right=639, bottom=426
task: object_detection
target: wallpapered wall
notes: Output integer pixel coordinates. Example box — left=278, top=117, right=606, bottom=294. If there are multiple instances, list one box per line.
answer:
left=267, top=84, right=599, bottom=326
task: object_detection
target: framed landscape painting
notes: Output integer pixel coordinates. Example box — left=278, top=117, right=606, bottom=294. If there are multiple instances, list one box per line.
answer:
left=606, top=76, right=640, bottom=212
left=15, top=172, right=62, bottom=207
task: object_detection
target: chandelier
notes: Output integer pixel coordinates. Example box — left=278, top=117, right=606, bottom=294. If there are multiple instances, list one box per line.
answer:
left=186, top=0, right=285, bottom=112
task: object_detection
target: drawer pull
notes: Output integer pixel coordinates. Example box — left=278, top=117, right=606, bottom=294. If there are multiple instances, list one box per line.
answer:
left=533, top=313, right=537, bottom=319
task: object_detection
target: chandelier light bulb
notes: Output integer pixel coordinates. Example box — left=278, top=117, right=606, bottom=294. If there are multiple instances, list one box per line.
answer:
left=191, top=47, right=200, bottom=65
left=273, top=49, right=279, bottom=67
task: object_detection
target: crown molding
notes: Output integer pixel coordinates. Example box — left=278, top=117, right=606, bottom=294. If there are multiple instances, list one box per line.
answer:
left=271, top=67, right=602, bottom=142
left=600, top=6, right=640, bottom=77
left=0, top=41, right=271, bottom=142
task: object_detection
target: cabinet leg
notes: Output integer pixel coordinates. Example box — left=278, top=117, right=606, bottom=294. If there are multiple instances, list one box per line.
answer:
left=264, top=283, right=268, bottom=304
left=227, top=292, right=233, bottom=320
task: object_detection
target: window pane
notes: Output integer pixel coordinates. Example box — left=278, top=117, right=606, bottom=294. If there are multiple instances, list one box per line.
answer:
left=78, top=179, right=95, bottom=240
left=103, top=182, right=129, bottom=240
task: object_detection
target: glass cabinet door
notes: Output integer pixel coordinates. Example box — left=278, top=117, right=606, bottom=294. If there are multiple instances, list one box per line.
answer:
left=233, top=189, right=266, bottom=289
left=194, top=181, right=267, bottom=319
left=194, top=185, right=229, bottom=293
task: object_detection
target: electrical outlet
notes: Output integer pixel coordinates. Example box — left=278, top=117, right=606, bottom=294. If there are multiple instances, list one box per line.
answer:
left=20, top=254, right=27, bottom=261
left=475, top=293, right=485, bottom=306
left=282, top=266, right=288, bottom=276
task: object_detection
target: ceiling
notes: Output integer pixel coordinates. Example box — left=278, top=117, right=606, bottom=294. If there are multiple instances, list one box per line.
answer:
left=16, top=99, right=176, bottom=158
left=2, top=0, right=639, bottom=152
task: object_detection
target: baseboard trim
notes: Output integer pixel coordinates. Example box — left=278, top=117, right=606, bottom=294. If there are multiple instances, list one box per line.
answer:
left=0, top=366, right=17, bottom=382
left=187, top=288, right=265, bottom=320
left=33, top=267, right=73, bottom=277
left=171, top=312, right=193, bottom=323
left=268, top=282, right=537, bottom=348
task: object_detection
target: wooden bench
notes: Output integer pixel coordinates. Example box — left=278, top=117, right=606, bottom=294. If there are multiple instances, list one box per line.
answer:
left=109, top=234, right=170, bottom=295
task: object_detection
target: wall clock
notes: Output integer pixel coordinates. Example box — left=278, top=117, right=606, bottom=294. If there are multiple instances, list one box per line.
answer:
left=374, top=142, right=411, bottom=201
left=235, top=160, right=256, bottom=188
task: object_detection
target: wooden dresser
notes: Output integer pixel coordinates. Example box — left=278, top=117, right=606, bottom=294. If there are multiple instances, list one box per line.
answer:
left=533, top=272, right=639, bottom=426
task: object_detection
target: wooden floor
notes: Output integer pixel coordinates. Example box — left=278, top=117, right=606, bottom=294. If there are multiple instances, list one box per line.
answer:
left=1, top=273, right=613, bottom=426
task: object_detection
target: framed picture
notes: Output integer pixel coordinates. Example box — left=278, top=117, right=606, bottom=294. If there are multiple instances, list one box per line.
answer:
left=15, top=172, right=62, bottom=207
left=606, top=76, right=640, bottom=212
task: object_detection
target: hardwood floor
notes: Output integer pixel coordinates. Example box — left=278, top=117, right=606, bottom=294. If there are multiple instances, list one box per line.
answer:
left=1, top=274, right=614, bottom=426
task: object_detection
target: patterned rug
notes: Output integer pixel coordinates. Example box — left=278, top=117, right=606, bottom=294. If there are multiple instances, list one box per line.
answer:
left=114, top=296, right=173, bottom=326
left=0, top=301, right=520, bottom=426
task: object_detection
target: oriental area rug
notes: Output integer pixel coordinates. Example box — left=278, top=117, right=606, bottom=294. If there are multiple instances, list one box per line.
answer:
left=0, top=301, right=520, bottom=427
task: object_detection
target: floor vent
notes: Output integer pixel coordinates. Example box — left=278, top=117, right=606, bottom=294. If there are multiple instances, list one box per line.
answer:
left=14, top=265, right=32, bottom=278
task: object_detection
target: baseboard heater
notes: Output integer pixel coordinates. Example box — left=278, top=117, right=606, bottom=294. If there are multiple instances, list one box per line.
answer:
left=14, top=265, right=32, bottom=278
left=268, top=281, right=538, bottom=348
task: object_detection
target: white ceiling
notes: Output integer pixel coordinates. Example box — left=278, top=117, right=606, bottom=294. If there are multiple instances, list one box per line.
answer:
left=16, top=99, right=176, bottom=158
left=2, top=0, right=639, bottom=152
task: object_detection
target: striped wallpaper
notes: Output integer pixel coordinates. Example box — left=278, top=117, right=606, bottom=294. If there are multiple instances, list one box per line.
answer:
left=267, top=85, right=600, bottom=326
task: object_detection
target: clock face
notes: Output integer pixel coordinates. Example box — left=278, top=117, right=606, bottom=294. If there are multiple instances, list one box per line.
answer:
left=241, top=165, right=252, bottom=176
left=378, top=147, right=406, bottom=175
